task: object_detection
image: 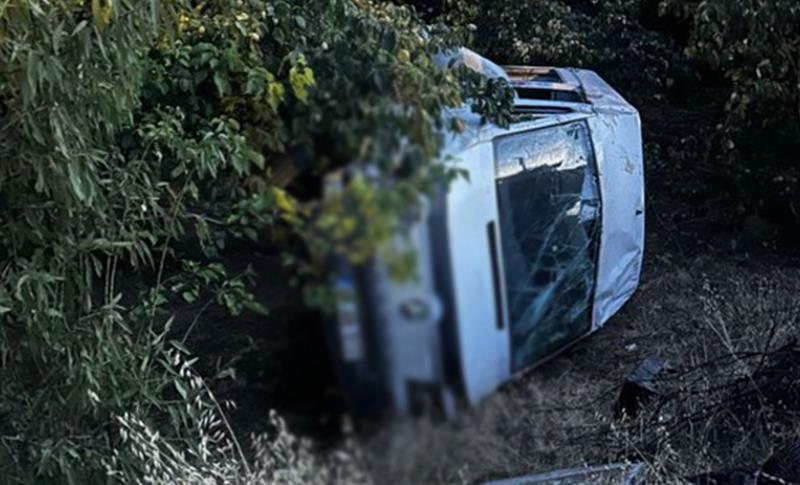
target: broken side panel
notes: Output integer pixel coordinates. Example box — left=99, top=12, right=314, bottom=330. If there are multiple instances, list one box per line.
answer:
left=494, top=121, right=601, bottom=372
left=587, top=109, right=645, bottom=330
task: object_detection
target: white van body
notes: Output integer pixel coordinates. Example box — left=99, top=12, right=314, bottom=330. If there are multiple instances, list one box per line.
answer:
left=327, top=52, right=644, bottom=416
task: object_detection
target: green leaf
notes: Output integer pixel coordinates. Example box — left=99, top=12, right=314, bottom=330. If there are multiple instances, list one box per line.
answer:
left=213, top=71, right=228, bottom=97
left=289, top=58, right=315, bottom=103
left=170, top=340, right=191, bottom=355
left=244, top=300, right=268, bottom=316
left=149, top=0, right=160, bottom=33
left=174, top=380, right=188, bottom=399
left=266, top=80, right=285, bottom=109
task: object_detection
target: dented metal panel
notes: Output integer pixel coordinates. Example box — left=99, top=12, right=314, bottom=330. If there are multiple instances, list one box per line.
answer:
left=575, top=70, right=645, bottom=329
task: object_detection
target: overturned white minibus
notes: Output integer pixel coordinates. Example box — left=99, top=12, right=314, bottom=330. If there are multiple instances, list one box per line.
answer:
left=326, top=50, right=645, bottom=416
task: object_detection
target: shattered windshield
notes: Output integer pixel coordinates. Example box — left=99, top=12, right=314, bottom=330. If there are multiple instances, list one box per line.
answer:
left=494, top=121, right=601, bottom=371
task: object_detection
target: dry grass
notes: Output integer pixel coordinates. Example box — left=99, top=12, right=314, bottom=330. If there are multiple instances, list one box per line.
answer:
left=110, top=409, right=371, bottom=485
left=360, top=251, right=800, bottom=483
left=106, top=351, right=370, bottom=485
left=108, top=251, right=800, bottom=484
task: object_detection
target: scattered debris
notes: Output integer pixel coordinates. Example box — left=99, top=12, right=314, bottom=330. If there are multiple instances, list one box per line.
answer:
left=484, top=463, right=646, bottom=485
left=614, top=356, right=670, bottom=419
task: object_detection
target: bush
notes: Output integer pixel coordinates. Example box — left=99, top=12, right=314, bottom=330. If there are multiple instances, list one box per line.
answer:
left=438, top=0, right=685, bottom=103
left=108, top=357, right=369, bottom=485
left=661, top=0, right=800, bottom=132
left=0, top=2, right=200, bottom=482
left=0, top=0, right=512, bottom=482
left=660, top=0, right=800, bottom=230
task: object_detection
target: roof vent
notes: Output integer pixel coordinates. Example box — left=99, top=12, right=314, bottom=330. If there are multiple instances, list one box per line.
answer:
left=503, top=66, right=563, bottom=83
left=512, top=105, right=574, bottom=116
left=514, top=87, right=584, bottom=103
left=502, top=65, right=587, bottom=104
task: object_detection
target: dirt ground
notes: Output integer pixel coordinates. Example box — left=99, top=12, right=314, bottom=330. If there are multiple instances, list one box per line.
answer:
left=356, top=230, right=800, bottom=483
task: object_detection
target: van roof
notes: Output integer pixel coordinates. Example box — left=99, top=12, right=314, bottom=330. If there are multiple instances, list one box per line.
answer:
left=502, top=65, right=637, bottom=117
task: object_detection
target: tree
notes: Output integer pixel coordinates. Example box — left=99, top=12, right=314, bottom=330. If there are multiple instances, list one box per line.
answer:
left=0, top=0, right=512, bottom=482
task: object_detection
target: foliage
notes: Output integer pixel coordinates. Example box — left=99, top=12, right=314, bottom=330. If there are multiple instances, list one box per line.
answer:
left=139, top=0, right=514, bottom=263
left=660, top=0, right=800, bottom=227
left=442, top=0, right=591, bottom=66
left=0, top=2, right=202, bottom=483
left=0, top=0, right=513, bottom=483
left=439, top=0, right=685, bottom=102
left=661, top=0, right=800, bottom=131
left=108, top=353, right=369, bottom=485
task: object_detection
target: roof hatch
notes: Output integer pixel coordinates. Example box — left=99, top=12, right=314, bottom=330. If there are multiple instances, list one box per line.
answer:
left=503, top=65, right=588, bottom=109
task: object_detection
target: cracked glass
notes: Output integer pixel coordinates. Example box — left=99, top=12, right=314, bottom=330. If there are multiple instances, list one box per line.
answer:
left=494, top=121, right=601, bottom=371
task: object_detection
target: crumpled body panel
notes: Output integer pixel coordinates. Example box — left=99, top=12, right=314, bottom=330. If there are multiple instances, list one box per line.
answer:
left=574, top=70, right=645, bottom=330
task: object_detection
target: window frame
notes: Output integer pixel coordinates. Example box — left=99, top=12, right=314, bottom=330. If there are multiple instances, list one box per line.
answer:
left=491, top=119, right=604, bottom=373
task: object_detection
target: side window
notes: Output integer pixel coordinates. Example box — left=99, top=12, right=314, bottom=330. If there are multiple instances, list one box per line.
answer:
left=494, top=121, right=601, bottom=371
